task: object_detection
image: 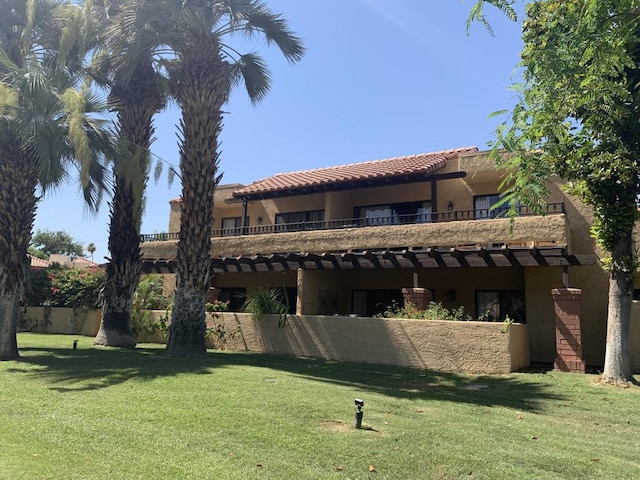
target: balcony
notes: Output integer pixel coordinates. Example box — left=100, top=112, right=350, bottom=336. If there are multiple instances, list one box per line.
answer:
left=141, top=203, right=565, bottom=242
left=140, top=203, right=569, bottom=260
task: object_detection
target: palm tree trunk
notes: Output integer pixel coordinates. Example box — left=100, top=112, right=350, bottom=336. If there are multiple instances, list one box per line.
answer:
left=94, top=172, right=140, bottom=347
left=601, top=232, right=635, bottom=385
left=0, top=292, right=19, bottom=360
left=95, top=67, right=163, bottom=348
left=0, top=139, right=39, bottom=360
left=165, top=43, right=229, bottom=358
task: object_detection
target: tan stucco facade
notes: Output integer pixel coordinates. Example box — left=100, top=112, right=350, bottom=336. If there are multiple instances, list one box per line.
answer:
left=209, top=313, right=529, bottom=374
left=144, top=214, right=569, bottom=260
left=142, top=150, right=640, bottom=372
left=19, top=307, right=101, bottom=336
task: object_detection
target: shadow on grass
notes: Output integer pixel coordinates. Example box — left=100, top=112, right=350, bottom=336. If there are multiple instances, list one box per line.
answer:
left=212, top=350, right=567, bottom=412
left=11, top=335, right=566, bottom=411
left=10, top=343, right=212, bottom=392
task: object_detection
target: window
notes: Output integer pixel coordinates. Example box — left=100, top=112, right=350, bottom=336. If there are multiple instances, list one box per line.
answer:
left=217, top=288, right=246, bottom=312
left=354, top=201, right=431, bottom=226
left=221, top=217, right=246, bottom=237
left=275, top=210, right=324, bottom=232
left=474, top=194, right=510, bottom=220
left=476, top=290, right=525, bottom=323
left=352, top=289, right=404, bottom=317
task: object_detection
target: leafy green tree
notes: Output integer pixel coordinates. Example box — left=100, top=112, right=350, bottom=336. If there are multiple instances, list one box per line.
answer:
left=0, top=0, right=112, bottom=360
left=485, top=0, right=640, bottom=384
left=467, top=0, right=518, bottom=36
left=27, top=247, right=49, bottom=261
left=31, top=229, right=85, bottom=257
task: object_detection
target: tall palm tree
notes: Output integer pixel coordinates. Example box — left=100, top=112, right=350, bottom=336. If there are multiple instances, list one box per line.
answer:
left=116, top=0, right=303, bottom=357
left=0, top=0, right=112, bottom=360
left=91, top=0, right=168, bottom=348
left=87, top=242, right=96, bottom=260
left=165, top=0, right=304, bottom=357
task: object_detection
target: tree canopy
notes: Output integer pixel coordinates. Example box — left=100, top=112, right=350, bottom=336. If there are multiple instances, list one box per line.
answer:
left=31, top=229, right=85, bottom=257
left=484, top=0, right=640, bottom=384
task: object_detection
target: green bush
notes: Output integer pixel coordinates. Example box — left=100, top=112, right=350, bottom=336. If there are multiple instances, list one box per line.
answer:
left=243, top=286, right=289, bottom=327
left=131, top=275, right=171, bottom=337
left=380, top=300, right=471, bottom=321
left=25, top=264, right=105, bottom=308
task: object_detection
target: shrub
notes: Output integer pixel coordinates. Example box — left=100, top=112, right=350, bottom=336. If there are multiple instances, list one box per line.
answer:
left=243, top=286, right=289, bottom=327
left=25, top=264, right=105, bottom=309
left=381, top=300, right=472, bottom=321
left=131, top=275, right=171, bottom=338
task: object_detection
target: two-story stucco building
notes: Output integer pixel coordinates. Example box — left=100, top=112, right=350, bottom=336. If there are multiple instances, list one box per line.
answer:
left=140, top=146, right=640, bottom=371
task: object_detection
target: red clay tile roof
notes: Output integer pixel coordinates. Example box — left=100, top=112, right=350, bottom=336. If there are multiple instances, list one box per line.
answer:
left=233, top=147, right=478, bottom=199
left=28, top=254, right=50, bottom=268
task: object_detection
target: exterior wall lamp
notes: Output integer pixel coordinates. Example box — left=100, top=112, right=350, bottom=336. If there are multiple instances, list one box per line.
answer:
left=447, top=201, right=454, bottom=211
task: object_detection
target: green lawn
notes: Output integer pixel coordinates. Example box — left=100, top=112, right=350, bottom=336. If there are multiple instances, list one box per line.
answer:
left=0, top=333, right=639, bottom=480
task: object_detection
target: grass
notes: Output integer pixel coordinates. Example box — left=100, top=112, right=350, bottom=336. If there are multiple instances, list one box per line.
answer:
left=0, top=334, right=639, bottom=480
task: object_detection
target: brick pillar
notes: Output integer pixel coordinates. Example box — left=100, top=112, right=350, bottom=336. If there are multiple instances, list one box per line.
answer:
left=552, top=288, right=585, bottom=373
left=401, top=288, right=433, bottom=310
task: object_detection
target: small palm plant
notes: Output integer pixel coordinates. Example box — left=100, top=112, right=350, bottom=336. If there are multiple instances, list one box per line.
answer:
left=243, top=287, right=289, bottom=327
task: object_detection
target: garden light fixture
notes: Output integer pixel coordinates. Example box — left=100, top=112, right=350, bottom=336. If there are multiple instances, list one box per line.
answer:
left=355, top=398, right=364, bottom=429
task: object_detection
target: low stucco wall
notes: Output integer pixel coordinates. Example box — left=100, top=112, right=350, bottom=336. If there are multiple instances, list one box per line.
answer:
left=18, top=307, right=101, bottom=336
left=630, top=303, right=640, bottom=372
left=17, top=308, right=528, bottom=374
left=210, top=313, right=529, bottom=374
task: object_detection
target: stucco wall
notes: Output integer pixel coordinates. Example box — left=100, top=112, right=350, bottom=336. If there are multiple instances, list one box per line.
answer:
left=524, top=267, right=562, bottom=363
left=211, top=313, right=529, bottom=374
left=141, top=214, right=569, bottom=260
left=17, top=307, right=529, bottom=374
left=630, top=303, right=640, bottom=372
left=151, top=152, right=617, bottom=370
left=18, top=307, right=100, bottom=336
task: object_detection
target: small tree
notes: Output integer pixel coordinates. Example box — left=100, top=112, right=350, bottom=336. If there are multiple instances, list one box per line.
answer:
left=87, top=243, right=96, bottom=261
left=485, top=0, right=640, bottom=385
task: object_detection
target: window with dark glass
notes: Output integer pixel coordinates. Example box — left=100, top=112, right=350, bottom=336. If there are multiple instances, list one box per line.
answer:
left=275, top=210, right=324, bottom=232
left=352, top=289, right=404, bottom=317
left=353, top=201, right=431, bottom=226
left=476, top=290, right=525, bottom=323
left=221, top=217, right=246, bottom=237
left=217, top=288, right=246, bottom=312
left=473, top=194, right=513, bottom=219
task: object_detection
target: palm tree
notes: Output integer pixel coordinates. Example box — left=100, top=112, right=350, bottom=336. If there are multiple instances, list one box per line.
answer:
left=87, top=242, right=96, bottom=260
left=115, top=0, right=303, bottom=357
left=0, top=0, right=112, bottom=360
left=90, top=0, right=168, bottom=348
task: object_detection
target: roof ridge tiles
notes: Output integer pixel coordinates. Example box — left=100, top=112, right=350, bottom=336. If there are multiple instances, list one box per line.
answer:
left=232, top=146, right=478, bottom=198
left=268, top=146, right=477, bottom=177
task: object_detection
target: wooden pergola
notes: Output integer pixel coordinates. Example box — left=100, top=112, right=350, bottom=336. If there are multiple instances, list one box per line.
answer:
left=142, top=245, right=597, bottom=275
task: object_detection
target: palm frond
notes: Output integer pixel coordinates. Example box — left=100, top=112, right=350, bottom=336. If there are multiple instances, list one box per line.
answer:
left=232, top=2, right=305, bottom=64
left=229, top=52, right=271, bottom=105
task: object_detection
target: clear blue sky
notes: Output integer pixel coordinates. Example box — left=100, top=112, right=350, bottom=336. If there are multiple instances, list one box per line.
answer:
left=33, top=0, right=524, bottom=263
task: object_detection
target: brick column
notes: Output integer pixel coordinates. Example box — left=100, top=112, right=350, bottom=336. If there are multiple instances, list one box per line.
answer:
left=401, top=288, right=432, bottom=310
left=552, top=288, right=585, bottom=373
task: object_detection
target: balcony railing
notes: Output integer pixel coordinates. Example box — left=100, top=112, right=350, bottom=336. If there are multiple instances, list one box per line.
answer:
left=140, top=202, right=565, bottom=243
